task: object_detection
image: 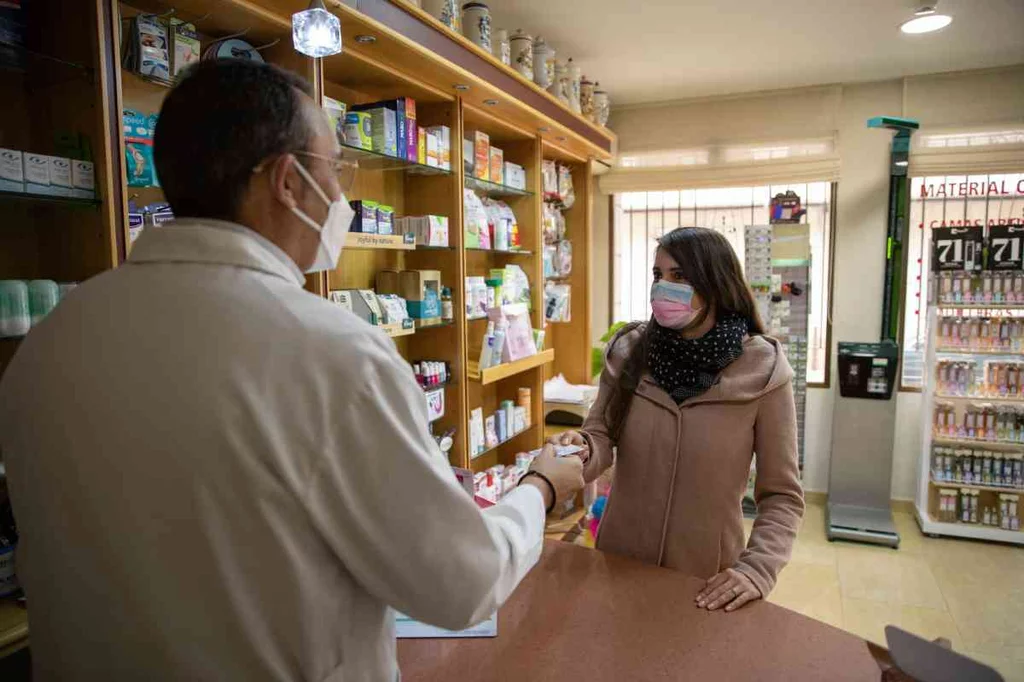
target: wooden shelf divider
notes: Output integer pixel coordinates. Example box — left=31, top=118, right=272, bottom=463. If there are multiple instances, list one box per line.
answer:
left=468, top=349, right=555, bottom=385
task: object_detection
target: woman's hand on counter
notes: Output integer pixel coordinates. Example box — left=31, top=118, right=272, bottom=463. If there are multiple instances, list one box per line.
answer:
left=545, top=430, right=590, bottom=463
left=695, top=568, right=760, bottom=613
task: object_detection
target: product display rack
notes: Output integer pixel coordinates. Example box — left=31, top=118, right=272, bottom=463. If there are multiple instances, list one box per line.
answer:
left=916, top=302, right=1024, bottom=545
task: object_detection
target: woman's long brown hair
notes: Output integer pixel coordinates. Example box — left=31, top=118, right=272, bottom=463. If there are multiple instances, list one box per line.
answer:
left=605, top=227, right=766, bottom=438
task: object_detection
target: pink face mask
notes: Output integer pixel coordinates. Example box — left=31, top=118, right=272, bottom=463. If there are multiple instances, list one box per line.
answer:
left=650, top=280, right=701, bottom=329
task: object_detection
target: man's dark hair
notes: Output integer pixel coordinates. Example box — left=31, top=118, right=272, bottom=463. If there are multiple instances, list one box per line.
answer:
left=154, top=59, right=315, bottom=221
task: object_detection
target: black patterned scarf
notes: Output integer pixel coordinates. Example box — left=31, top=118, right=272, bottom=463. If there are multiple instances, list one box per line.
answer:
left=648, top=314, right=748, bottom=403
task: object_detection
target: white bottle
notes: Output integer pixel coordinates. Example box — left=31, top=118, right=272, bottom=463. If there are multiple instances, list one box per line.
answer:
left=479, top=321, right=496, bottom=368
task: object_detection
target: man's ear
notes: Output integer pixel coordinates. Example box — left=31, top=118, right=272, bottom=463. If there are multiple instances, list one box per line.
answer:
left=269, top=153, right=300, bottom=210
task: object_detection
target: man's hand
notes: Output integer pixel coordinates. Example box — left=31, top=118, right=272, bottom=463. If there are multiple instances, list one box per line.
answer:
left=695, top=568, right=760, bottom=612
left=519, top=444, right=584, bottom=512
left=545, top=430, right=590, bottom=463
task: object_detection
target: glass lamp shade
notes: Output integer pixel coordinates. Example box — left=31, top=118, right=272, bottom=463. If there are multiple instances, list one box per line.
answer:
left=293, top=1, right=342, bottom=57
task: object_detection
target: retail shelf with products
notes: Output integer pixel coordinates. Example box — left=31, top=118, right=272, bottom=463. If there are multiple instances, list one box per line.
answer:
left=468, top=349, right=555, bottom=385
left=465, top=176, right=533, bottom=198
left=470, top=425, right=538, bottom=463
left=917, top=285, right=1024, bottom=541
left=929, top=478, right=1023, bottom=494
left=465, top=247, right=533, bottom=256
left=339, top=142, right=451, bottom=176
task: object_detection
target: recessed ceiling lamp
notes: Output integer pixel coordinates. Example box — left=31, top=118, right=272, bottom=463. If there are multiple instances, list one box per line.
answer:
left=292, top=0, right=342, bottom=57
left=454, top=84, right=470, bottom=91
left=355, top=35, right=377, bottom=45
left=900, top=5, right=952, bottom=34
left=483, top=99, right=499, bottom=106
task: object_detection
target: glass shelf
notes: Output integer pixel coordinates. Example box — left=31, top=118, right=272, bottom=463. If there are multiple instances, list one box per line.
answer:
left=339, top=143, right=451, bottom=176
left=471, top=424, right=537, bottom=461
left=0, top=189, right=100, bottom=208
left=466, top=248, right=533, bottom=256
left=0, top=38, right=93, bottom=85
left=465, top=176, right=533, bottom=198
left=415, top=244, right=455, bottom=251
left=417, top=320, right=455, bottom=330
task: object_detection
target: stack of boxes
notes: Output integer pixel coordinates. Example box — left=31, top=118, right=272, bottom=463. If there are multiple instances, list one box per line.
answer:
left=0, top=147, right=94, bottom=199
left=463, top=130, right=526, bottom=190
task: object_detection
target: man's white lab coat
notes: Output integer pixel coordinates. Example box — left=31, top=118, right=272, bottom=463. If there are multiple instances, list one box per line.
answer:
left=0, top=219, right=546, bottom=681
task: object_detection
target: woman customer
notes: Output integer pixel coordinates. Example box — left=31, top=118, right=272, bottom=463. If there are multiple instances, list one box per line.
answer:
left=551, top=226, right=804, bottom=612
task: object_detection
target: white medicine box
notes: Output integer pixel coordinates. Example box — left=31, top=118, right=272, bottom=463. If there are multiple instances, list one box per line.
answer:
left=71, top=160, right=95, bottom=198
left=0, top=149, right=24, bottom=192
left=48, top=156, right=73, bottom=196
left=23, top=153, right=51, bottom=193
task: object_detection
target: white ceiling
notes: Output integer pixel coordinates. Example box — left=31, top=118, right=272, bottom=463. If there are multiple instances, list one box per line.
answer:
left=484, top=0, right=1024, bottom=106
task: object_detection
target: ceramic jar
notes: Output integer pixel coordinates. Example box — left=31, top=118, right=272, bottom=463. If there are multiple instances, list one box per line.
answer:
left=550, top=59, right=569, bottom=104
left=566, top=58, right=582, bottom=114
left=425, top=0, right=460, bottom=32
left=593, top=86, right=610, bottom=126
left=510, top=29, right=533, bottom=80
left=532, top=36, right=555, bottom=88
left=580, top=76, right=595, bottom=121
left=462, top=2, right=491, bottom=52
left=493, top=28, right=510, bottom=66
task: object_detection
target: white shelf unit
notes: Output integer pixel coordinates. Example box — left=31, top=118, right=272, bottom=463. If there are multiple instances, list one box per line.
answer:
left=915, top=305, right=1024, bottom=545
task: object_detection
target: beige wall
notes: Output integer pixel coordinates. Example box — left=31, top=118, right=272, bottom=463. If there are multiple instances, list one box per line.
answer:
left=600, top=65, right=1024, bottom=498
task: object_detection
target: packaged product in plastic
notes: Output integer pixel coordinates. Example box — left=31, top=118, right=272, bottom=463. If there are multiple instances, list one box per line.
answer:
left=555, top=208, right=567, bottom=241
left=542, top=159, right=559, bottom=201
left=556, top=240, right=573, bottom=277
left=502, top=265, right=532, bottom=308
left=497, top=202, right=521, bottom=249
left=543, top=244, right=557, bottom=279
left=545, top=282, right=571, bottom=322
left=557, top=163, right=575, bottom=209
left=543, top=203, right=559, bottom=244
left=463, top=188, right=490, bottom=249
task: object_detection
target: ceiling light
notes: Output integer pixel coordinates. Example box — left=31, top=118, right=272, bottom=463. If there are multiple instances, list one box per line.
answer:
left=355, top=34, right=377, bottom=45
left=292, top=0, right=342, bottom=57
left=454, top=84, right=470, bottom=91
left=538, top=126, right=550, bottom=133
left=900, top=6, right=952, bottom=34
left=484, top=99, right=499, bottom=106
left=556, top=136, right=567, bottom=142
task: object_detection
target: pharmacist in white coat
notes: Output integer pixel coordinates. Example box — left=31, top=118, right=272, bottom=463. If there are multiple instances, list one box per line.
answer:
left=0, top=59, right=584, bottom=681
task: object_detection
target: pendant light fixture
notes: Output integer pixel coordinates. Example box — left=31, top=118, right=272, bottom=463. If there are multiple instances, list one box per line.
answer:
left=900, top=5, right=952, bottom=34
left=292, top=0, right=342, bottom=57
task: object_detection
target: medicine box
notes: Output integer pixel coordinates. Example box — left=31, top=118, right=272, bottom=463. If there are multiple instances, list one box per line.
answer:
left=48, top=157, right=73, bottom=196
left=403, top=97, right=417, bottom=162
left=323, top=96, right=348, bottom=146
left=375, top=270, right=401, bottom=296
left=425, top=129, right=440, bottom=168
left=23, top=153, right=52, bottom=194
left=468, top=130, right=490, bottom=181
left=489, top=147, right=504, bottom=186
left=400, top=270, right=442, bottom=320
left=426, top=125, right=451, bottom=170
left=376, top=205, right=394, bottom=236
left=411, top=215, right=448, bottom=247
left=350, top=200, right=378, bottom=233
left=504, top=162, right=526, bottom=190
left=425, top=387, right=445, bottom=423
left=368, top=107, right=398, bottom=157
left=71, top=160, right=95, bottom=199
left=463, top=137, right=474, bottom=175
left=0, top=148, right=24, bottom=192
left=328, top=290, right=355, bottom=314
left=344, top=112, right=373, bottom=150
left=417, top=128, right=426, bottom=165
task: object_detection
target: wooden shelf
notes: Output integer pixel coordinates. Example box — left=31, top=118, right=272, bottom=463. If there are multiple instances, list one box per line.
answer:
left=466, top=248, right=533, bottom=256
left=380, top=321, right=416, bottom=338
left=0, top=597, right=28, bottom=659
left=915, top=505, right=1023, bottom=544
left=345, top=232, right=416, bottom=250
left=468, top=349, right=554, bottom=385
left=936, top=348, right=1024, bottom=357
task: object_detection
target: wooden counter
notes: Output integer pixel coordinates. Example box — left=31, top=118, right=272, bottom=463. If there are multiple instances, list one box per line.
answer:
left=398, top=541, right=885, bottom=681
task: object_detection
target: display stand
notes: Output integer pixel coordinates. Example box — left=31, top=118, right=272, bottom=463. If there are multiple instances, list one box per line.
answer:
left=915, top=303, right=1024, bottom=544
left=742, top=224, right=811, bottom=515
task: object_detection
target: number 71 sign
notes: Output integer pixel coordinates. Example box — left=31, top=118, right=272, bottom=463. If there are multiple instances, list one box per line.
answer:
left=988, top=225, right=1024, bottom=270
left=931, top=226, right=983, bottom=272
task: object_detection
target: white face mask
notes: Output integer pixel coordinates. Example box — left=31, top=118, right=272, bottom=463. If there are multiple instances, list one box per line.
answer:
left=290, top=159, right=354, bottom=273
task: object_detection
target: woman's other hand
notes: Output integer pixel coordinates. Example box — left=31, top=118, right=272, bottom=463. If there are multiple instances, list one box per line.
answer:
left=545, top=430, right=590, bottom=463
left=695, top=568, right=760, bottom=612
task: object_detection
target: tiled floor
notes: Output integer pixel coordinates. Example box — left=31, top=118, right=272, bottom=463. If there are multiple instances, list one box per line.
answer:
left=755, top=500, right=1024, bottom=682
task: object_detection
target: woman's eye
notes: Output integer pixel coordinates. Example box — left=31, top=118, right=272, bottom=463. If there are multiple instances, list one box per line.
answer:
left=652, top=273, right=662, bottom=282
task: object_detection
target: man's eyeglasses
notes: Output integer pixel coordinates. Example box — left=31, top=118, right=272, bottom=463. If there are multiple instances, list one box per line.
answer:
left=293, top=150, right=358, bottom=194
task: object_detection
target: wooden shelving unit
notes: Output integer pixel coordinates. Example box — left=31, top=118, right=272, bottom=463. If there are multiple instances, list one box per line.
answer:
left=0, top=4, right=615, bottom=655
left=468, top=348, right=555, bottom=385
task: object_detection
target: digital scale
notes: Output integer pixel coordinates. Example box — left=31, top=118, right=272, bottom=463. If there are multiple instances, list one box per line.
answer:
left=826, top=116, right=919, bottom=548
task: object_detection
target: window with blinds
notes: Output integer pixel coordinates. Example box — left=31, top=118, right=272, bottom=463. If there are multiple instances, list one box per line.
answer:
left=612, top=181, right=834, bottom=385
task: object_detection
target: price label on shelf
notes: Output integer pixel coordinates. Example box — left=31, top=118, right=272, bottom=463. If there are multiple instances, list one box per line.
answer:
left=987, top=224, right=1024, bottom=271
left=931, top=226, right=984, bottom=272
